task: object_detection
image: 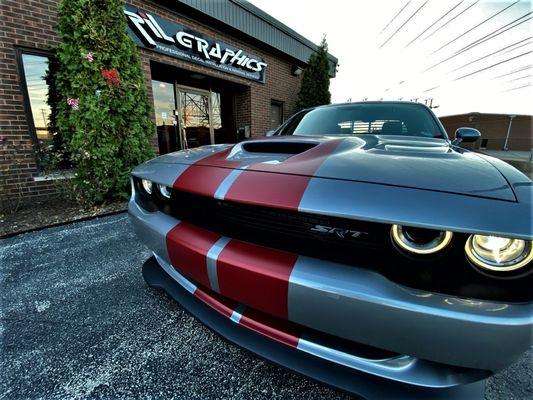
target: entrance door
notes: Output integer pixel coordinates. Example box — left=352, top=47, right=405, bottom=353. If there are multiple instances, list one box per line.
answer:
left=152, top=79, right=179, bottom=154
left=176, top=85, right=215, bottom=149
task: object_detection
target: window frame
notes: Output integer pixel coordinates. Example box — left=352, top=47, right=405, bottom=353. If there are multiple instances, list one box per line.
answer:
left=15, top=47, right=55, bottom=171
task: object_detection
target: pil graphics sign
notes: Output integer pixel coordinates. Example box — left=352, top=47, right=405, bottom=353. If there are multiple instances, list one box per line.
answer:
left=124, top=4, right=267, bottom=83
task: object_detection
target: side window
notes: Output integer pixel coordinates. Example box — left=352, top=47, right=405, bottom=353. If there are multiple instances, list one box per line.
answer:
left=278, top=111, right=308, bottom=135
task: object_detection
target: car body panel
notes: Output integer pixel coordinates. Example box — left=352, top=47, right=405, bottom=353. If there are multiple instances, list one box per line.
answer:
left=129, top=199, right=532, bottom=373
left=132, top=138, right=532, bottom=240
left=129, top=103, right=532, bottom=392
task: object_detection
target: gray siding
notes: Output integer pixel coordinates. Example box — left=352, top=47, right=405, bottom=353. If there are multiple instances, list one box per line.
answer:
left=177, top=0, right=338, bottom=76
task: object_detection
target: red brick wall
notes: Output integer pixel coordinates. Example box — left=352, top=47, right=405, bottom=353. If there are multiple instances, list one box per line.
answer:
left=0, top=0, right=61, bottom=208
left=440, top=113, right=532, bottom=151
left=0, top=0, right=302, bottom=206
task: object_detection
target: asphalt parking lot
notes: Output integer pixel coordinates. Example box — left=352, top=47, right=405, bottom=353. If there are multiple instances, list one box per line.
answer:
left=1, top=214, right=531, bottom=399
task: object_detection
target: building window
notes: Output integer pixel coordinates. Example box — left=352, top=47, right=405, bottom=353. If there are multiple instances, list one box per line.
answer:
left=270, top=101, right=283, bottom=130
left=18, top=49, right=70, bottom=172
left=20, top=53, right=53, bottom=143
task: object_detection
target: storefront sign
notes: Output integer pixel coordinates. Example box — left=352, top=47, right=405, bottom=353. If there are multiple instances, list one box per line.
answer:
left=124, top=4, right=267, bottom=83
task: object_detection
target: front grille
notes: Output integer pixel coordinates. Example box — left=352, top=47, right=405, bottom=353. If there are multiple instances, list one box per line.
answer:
left=168, top=190, right=393, bottom=268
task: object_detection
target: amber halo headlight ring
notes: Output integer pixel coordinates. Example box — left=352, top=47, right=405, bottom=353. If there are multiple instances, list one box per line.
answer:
left=141, top=179, right=153, bottom=194
left=390, top=224, right=453, bottom=255
left=465, top=235, right=533, bottom=274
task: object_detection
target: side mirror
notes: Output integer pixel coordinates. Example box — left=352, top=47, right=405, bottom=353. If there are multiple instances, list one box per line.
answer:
left=264, top=130, right=276, bottom=137
left=452, top=127, right=481, bottom=146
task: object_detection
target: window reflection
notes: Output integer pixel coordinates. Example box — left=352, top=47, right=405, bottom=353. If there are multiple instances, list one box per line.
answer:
left=21, top=54, right=52, bottom=141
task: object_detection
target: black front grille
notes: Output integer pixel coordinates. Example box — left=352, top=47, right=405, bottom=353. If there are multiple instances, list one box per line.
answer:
left=168, top=190, right=393, bottom=268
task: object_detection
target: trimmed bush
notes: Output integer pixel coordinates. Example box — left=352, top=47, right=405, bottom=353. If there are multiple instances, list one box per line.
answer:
left=55, top=0, right=154, bottom=203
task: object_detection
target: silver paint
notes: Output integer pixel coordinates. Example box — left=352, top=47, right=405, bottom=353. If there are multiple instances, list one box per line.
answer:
left=214, top=168, right=247, bottom=200
left=230, top=304, right=246, bottom=324
left=128, top=200, right=179, bottom=264
left=299, top=177, right=531, bottom=240
left=288, top=256, right=532, bottom=371
left=206, top=236, right=231, bottom=292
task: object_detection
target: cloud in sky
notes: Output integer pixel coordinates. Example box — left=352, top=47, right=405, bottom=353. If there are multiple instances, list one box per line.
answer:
left=249, top=0, right=532, bottom=117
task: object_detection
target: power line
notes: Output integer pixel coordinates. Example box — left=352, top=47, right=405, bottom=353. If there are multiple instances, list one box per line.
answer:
left=500, top=83, right=532, bottom=92
left=493, top=64, right=532, bottom=78
left=450, top=37, right=532, bottom=72
left=421, top=1, right=480, bottom=42
left=404, top=0, right=464, bottom=48
left=507, top=74, right=531, bottom=82
left=501, top=40, right=532, bottom=55
left=380, top=1, right=412, bottom=34
left=454, top=12, right=532, bottom=56
left=380, top=0, right=430, bottom=48
left=431, top=0, right=520, bottom=54
left=424, top=13, right=532, bottom=71
left=453, top=50, right=532, bottom=81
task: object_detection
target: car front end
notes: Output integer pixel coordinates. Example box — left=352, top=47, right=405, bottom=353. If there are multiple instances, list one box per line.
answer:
left=129, top=102, right=532, bottom=398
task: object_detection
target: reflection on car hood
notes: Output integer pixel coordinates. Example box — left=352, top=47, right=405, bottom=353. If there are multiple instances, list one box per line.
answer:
left=152, top=135, right=516, bottom=202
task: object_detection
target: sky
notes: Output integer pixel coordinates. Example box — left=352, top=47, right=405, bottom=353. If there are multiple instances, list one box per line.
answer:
left=249, top=0, right=532, bottom=117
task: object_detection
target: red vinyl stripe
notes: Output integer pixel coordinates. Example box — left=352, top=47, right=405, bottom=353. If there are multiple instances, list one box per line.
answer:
left=172, top=148, right=240, bottom=197
left=239, top=308, right=300, bottom=348
left=224, top=139, right=342, bottom=210
left=216, top=240, right=298, bottom=319
left=166, top=222, right=221, bottom=288
left=194, top=287, right=238, bottom=318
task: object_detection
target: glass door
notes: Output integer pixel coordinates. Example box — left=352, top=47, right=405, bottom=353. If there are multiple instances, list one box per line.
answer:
left=152, top=80, right=179, bottom=154
left=176, top=85, right=214, bottom=149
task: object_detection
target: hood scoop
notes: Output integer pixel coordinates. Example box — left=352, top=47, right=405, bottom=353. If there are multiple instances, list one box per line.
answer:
left=241, top=140, right=318, bottom=155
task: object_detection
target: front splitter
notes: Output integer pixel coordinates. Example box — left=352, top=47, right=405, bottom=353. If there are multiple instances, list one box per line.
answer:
left=142, top=256, right=485, bottom=400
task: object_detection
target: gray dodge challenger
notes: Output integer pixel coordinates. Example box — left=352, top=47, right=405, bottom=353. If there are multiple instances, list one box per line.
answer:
left=129, top=101, right=532, bottom=398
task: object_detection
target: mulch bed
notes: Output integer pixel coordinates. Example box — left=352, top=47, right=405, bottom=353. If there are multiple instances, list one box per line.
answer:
left=0, top=199, right=127, bottom=238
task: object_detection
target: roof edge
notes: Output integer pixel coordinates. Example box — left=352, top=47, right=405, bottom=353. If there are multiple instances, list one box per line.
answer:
left=230, top=0, right=338, bottom=64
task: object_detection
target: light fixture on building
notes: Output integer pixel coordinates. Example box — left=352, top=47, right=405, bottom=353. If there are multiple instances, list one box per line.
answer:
left=292, top=65, right=304, bottom=76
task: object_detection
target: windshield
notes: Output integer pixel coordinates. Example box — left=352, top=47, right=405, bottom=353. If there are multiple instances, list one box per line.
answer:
left=280, top=103, right=444, bottom=138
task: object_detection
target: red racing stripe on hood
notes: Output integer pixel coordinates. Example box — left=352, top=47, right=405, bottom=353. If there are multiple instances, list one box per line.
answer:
left=166, top=222, right=221, bottom=288
left=216, top=240, right=298, bottom=319
left=172, top=148, right=240, bottom=197
left=223, top=139, right=342, bottom=210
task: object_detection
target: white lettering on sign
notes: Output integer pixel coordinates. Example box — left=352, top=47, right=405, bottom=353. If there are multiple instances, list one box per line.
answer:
left=124, top=8, right=268, bottom=77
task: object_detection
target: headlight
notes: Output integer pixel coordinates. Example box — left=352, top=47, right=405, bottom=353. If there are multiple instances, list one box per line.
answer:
left=465, top=235, right=533, bottom=272
left=158, top=184, right=171, bottom=199
left=141, top=179, right=153, bottom=194
left=391, top=224, right=453, bottom=255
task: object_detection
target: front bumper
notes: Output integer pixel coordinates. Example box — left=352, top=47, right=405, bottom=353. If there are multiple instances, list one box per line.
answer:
left=129, top=199, right=532, bottom=384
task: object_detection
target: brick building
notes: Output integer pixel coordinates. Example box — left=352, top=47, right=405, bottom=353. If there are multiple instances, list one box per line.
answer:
left=439, top=112, right=532, bottom=151
left=0, top=0, right=337, bottom=206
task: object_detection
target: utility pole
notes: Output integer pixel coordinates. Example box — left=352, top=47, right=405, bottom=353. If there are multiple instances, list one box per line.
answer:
left=503, top=115, right=515, bottom=151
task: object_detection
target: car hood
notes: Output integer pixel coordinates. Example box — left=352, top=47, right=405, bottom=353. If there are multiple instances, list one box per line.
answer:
left=152, top=136, right=515, bottom=202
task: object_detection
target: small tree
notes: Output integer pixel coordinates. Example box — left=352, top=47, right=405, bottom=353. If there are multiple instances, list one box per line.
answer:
left=296, top=36, right=332, bottom=110
left=55, top=0, right=154, bottom=203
